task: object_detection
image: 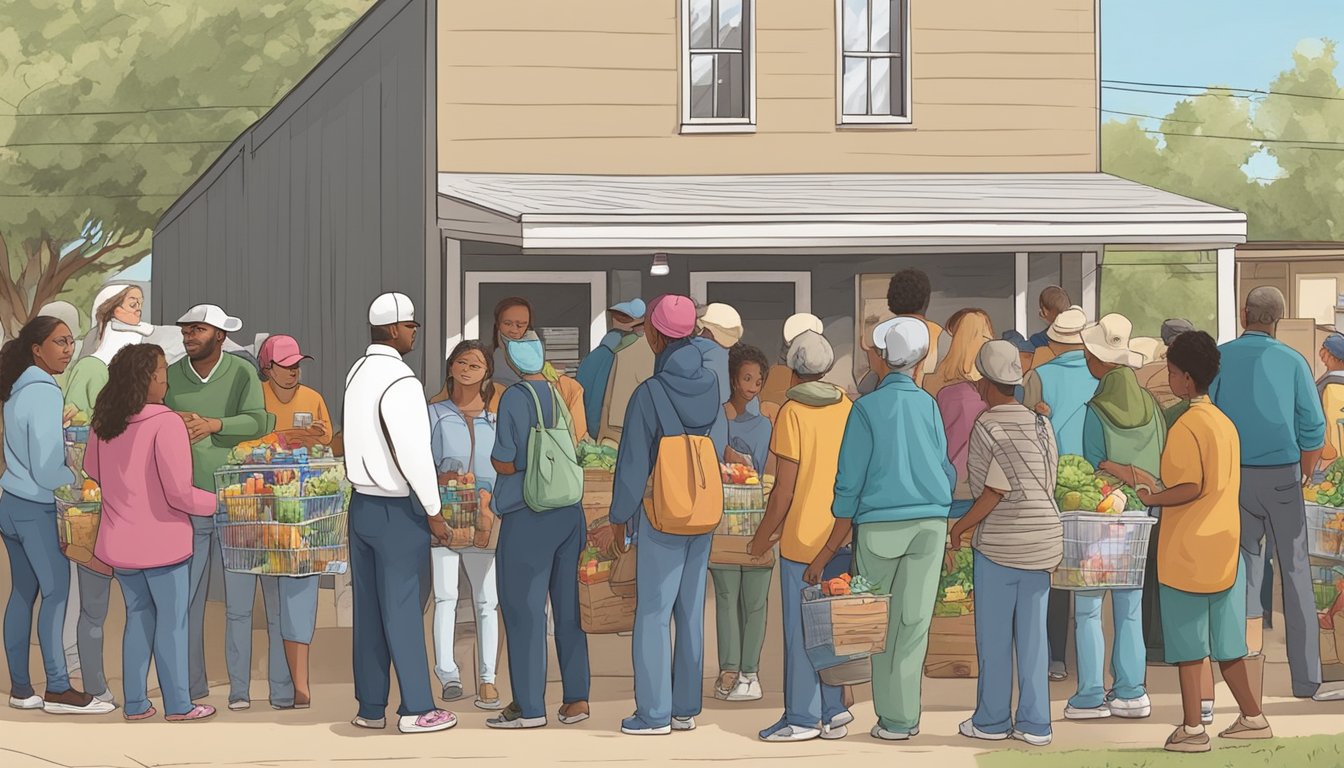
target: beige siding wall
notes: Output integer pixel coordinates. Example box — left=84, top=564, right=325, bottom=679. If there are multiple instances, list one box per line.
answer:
left=436, top=0, right=1097, bottom=174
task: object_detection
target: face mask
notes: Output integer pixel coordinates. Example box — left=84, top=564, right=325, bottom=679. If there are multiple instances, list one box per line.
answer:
left=505, top=336, right=545, bottom=375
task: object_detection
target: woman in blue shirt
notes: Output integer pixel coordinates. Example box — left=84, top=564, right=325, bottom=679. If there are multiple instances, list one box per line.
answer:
left=428, top=341, right=503, bottom=711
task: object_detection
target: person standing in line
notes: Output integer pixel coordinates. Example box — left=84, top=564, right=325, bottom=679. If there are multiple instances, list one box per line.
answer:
left=342, top=292, right=457, bottom=734
left=428, top=341, right=503, bottom=711
left=1316, top=333, right=1344, bottom=468
left=1137, top=319, right=1196, bottom=420
left=710, top=344, right=773, bottom=703
left=931, top=309, right=993, bottom=518
left=693, top=302, right=748, bottom=459
left=951, top=339, right=1062, bottom=748
left=575, top=300, right=646, bottom=441
left=487, top=330, right=591, bottom=729
left=85, top=344, right=218, bottom=722
left=750, top=330, right=855, bottom=742
left=0, top=317, right=113, bottom=715
left=163, top=305, right=273, bottom=706
left=823, top=318, right=954, bottom=741
left=859, top=270, right=943, bottom=395
left=488, top=297, right=588, bottom=443
left=1029, top=287, right=1072, bottom=355
left=759, top=313, right=825, bottom=423
left=1210, top=287, right=1339, bottom=703
left=1000, top=331, right=1036, bottom=403
left=609, top=295, right=723, bottom=736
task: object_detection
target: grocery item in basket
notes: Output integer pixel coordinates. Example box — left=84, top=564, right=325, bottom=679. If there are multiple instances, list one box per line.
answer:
left=935, top=547, right=974, bottom=617
left=577, top=442, right=617, bottom=472
left=720, top=462, right=759, bottom=486
left=1056, top=455, right=1104, bottom=512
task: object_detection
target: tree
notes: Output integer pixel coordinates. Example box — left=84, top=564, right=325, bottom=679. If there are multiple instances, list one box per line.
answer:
left=0, top=0, right=375, bottom=337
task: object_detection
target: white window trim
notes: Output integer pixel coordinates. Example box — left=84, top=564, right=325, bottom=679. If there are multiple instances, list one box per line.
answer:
left=680, top=0, right=757, bottom=134
left=689, top=271, right=812, bottom=314
left=835, top=0, right=912, bottom=126
left=463, top=271, right=608, bottom=352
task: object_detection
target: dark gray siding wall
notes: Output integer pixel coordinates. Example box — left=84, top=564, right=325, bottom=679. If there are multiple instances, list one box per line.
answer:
left=153, top=0, right=436, bottom=423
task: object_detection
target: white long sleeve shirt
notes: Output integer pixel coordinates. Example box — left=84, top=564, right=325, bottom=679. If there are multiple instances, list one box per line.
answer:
left=342, top=344, right=441, bottom=516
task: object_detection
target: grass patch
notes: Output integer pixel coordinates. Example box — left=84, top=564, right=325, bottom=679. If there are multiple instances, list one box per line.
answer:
left=977, top=734, right=1344, bottom=768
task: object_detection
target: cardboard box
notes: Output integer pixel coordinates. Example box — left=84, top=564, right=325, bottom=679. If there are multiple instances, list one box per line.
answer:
left=583, top=469, right=614, bottom=527
left=925, top=613, right=978, bottom=678
left=579, top=579, right=635, bottom=634
left=709, top=535, right=774, bottom=567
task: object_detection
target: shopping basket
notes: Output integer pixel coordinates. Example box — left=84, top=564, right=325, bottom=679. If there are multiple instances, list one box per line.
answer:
left=801, top=584, right=890, bottom=675
left=55, top=491, right=100, bottom=565
left=215, top=461, right=348, bottom=576
left=1051, top=511, right=1156, bottom=590
left=717, top=482, right=765, bottom=537
left=1308, top=504, right=1344, bottom=562
left=438, top=484, right=481, bottom=549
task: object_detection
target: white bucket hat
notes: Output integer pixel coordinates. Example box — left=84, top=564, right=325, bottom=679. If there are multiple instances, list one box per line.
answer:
left=1081, top=314, right=1144, bottom=369
left=698, top=303, right=743, bottom=347
left=1046, top=306, right=1088, bottom=345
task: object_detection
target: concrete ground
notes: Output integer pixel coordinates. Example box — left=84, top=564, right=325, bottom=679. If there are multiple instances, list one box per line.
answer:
left=1, top=564, right=1343, bottom=768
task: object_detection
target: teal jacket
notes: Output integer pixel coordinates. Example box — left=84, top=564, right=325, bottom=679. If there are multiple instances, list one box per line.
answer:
left=1210, top=332, right=1326, bottom=467
left=1, top=366, right=76, bottom=503
left=833, top=372, right=954, bottom=525
left=1034, top=350, right=1095, bottom=456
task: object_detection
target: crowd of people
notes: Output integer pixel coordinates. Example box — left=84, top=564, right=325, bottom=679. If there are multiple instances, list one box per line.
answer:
left=0, top=272, right=1340, bottom=753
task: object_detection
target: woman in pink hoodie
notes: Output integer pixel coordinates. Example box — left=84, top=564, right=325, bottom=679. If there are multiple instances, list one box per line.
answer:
left=84, top=344, right=217, bottom=722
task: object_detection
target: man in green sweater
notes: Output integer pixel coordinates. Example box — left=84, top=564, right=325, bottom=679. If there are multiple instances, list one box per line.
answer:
left=164, top=304, right=273, bottom=703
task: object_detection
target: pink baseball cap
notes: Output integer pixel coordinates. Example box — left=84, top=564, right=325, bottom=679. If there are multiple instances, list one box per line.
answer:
left=648, top=294, right=698, bottom=339
left=258, top=335, right=312, bottom=369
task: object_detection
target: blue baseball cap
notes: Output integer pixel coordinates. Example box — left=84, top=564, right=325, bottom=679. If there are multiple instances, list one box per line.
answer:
left=1001, top=330, right=1035, bottom=354
left=1325, top=333, right=1344, bottom=361
left=609, top=299, right=646, bottom=321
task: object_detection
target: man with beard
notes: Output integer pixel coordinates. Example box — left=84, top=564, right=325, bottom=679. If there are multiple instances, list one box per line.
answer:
left=164, top=304, right=273, bottom=704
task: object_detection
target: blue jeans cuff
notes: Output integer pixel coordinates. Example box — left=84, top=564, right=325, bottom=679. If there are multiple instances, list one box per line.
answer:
left=971, top=713, right=1012, bottom=734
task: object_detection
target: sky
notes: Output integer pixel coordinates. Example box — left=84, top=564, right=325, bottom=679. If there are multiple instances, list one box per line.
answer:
left=1101, top=0, right=1344, bottom=180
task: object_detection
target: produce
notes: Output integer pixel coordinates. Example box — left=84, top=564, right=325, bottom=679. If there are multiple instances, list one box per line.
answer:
left=69, top=411, right=90, bottom=427
left=848, top=574, right=880, bottom=595
left=1308, top=461, right=1344, bottom=507
left=577, top=442, right=617, bottom=472
left=720, top=462, right=759, bottom=486
left=723, top=484, right=765, bottom=513
left=934, top=547, right=974, bottom=617
left=1056, top=455, right=1104, bottom=512
left=718, top=509, right=763, bottom=536
left=823, top=573, right=852, bottom=596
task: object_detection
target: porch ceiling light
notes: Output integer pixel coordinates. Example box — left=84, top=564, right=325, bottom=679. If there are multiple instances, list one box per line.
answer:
left=650, top=253, right=670, bottom=277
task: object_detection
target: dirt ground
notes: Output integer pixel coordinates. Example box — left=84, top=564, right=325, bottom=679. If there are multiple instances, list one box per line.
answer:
left=1, top=561, right=1343, bottom=768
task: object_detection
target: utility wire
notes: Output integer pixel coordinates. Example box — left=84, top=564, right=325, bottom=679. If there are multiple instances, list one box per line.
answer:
left=1104, top=78, right=1344, bottom=103
left=0, top=105, right=269, bottom=118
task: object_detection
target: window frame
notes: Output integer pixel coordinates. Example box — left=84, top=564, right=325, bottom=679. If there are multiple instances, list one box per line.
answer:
left=835, top=0, right=912, bottom=126
left=680, top=0, right=757, bottom=134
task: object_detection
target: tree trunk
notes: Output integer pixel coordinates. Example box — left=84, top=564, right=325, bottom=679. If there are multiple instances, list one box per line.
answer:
left=0, top=228, right=149, bottom=339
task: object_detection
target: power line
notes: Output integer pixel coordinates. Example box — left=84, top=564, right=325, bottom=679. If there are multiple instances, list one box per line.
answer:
left=1104, top=78, right=1344, bottom=103
left=0, top=105, right=270, bottom=118
left=0, top=192, right=180, bottom=198
left=1103, top=84, right=1256, bottom=100
left=1102, top=109, right=1205, bottom=124
left=1138, top=127, right=1344, bottom=151
left=0, top=139, right=232, bottom=148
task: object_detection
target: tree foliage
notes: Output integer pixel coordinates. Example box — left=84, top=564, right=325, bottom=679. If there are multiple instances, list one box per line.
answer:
left=0, top=0, right=374, bottom=337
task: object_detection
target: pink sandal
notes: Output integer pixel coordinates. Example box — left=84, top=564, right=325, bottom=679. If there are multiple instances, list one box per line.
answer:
left=166, top=704, right=216, bottom=722
left=125, top=706, right=156, bottom=721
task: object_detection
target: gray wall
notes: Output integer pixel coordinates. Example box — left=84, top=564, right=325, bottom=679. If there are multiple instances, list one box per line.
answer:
left=152, top=0, right=437, bottom=423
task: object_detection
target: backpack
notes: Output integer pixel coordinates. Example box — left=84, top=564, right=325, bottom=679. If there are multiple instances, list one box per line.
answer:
left=520, top=382, right=584, bottom=512
left=644, top=379, right=723, bottom=535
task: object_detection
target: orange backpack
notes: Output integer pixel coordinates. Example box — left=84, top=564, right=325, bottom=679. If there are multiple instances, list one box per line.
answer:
left=643, top=380, right=723, bottom=535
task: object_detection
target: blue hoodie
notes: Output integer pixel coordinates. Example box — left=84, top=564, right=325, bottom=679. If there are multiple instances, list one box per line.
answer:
left=610, top=339, right=722, bottom=533
left=575, top=330, right=626, bottom=439
left=1033, top=349, right=1096, bottom=456
left=2, top=366, right=76, bottom=504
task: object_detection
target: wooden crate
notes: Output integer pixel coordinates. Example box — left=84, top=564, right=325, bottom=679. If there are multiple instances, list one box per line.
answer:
left=709, top=535, right=774, bottom=567
left=925, top=613, right=978, bottom=678
left=583, top=469, right=614, bottom=527
left=829, top=596, right=888, bottom=656
left=580, top=579, right=634, bottom=634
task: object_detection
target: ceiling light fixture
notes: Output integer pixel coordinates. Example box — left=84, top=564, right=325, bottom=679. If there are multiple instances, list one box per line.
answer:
left=650, top=253, right=670, bottom=277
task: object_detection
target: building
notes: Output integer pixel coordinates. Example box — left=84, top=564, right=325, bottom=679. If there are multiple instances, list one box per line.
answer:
left=1237, top=241, right=1344, bottom=378
left=153, top=0, right=1247, bottom=409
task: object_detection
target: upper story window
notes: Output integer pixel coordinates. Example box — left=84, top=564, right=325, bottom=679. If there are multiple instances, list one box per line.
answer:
left=837, top=0, right=910, bottom=124
left=681, top=0, right=755, bottom=133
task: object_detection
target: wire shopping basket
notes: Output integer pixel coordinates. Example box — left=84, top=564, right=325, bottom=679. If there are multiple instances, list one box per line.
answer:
left=55, top=492, right=100, bottom=565
left=1308, top=504, right=1344, bottom=563
left=215, top=461, right=348, bottom=576
left=718, top=483, right=765, bottom=536
left=1051, top=512, right=1156, bottom=590
left=438, top=484, right=482, bottom=549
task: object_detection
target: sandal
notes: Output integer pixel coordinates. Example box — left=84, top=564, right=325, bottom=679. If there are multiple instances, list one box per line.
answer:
left=166, top=704, right=217, bottom=723
left=124, top=706, right=157, bottom=721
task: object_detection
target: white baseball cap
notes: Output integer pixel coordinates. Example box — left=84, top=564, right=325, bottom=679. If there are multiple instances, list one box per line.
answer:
left=368, top=292, right=417, bottom=326
left=880, top=317, right=930, bottom=368
left=176, top=304, right=242, bottom=333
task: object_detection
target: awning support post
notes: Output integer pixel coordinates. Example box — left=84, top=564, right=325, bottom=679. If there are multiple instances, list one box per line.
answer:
left=1217, top=247, right=1236, bottom=343
left=1081, top=251, right=1099, bottom=321
left=1014, top=252, right=1029, bottom=334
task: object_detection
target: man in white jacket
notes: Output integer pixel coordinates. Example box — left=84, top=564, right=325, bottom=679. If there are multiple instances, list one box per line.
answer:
left=342, top=292, right=456, bottom=735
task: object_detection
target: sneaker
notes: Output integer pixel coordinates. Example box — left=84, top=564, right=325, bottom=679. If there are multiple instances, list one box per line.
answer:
left=1012, top=729, right=1052, bottom=747
left=228, top=700, right=251, bottom=712
left=440, top=682, right=464, bottom=702
left=8, top=694, right=42, bottom=710
left=958, top=719, right=1009, bottom=741
left=672, top=716, right=696, bottom=732
left=760, top=720, right=821, bottom=742
left=1064, top=703, right=1111, bottom=720
left=1107, top=693, right=1152, bottom=719
left=43, top=689, right=116, bottom=715
left=1218, top=713, right=1272, bottom=740
left=352, top=716, right=386, bottom=730
left=93, top=689, right=117, bottom=706
left=1048, top=662, right=1068, bottom=681
left=165, top=704, right=216, bottom=723
left=398, top=709, right=457, bottom=734
left=822, top=710, right=854, bottom=740
left=558, top=700, right=590, bottom=725
left=714, top=671, right=739, bottom=700
left=1165, top=725, right=1211, bottom=753
left=621, top=715, right=672, bottom=736
left=1312, top=685, right=1344, bottom=702
left=1200, top=700, right=1214, bottom=725
left=870, top=724, right=920, bottom=741
left=475, top=683, right=503, bottom=711
left=486, top=702, right=545, bottom=729
left=726, top=673, right=762, bottom=702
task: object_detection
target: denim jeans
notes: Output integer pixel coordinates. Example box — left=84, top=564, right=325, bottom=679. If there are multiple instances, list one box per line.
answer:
left=349, top=493, right=437, bottom=720
left=972, top=551, right=1052, bottom=737
left=224, top=571, right=294, bottom=707
left=1070, top=588, right=1146, bottom=708
left=631, top=522, right=712, bottom=726
left=186, top=514, right=218, bottom=700
left=0, top=494, right=71, bottom=695
left=76, top=565, right=113, bottom=697
left=117, top=561, right=192, bottom=717
left=430, top=547, right=499, bottom=686
left=496, top=507, right=589, bottom=720
left=778, top=558, right=846, bottom=728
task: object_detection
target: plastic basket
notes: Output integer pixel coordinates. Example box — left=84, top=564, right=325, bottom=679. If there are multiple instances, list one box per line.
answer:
left=55, top=494, right=100, bottom=565
left=723, top=483, right=765, bottom=513
left=716, top=508, right=764, bottom=537
left=800, top=584, right=890, bottom=672
left=1307, top=504, right=1344, bottom=562
left=438, top=485, right=481, bottom=549
left=1051, top=512, right=1156, bottom=591
left=215, top=461, right=348, bottom=576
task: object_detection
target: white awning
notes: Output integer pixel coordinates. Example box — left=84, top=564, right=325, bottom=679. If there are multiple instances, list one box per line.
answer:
left=437, top=172, right=1247, bottom=252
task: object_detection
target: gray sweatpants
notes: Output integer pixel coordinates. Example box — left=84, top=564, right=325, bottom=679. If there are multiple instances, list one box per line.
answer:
left=1240, top=464, right=1321, bottom=698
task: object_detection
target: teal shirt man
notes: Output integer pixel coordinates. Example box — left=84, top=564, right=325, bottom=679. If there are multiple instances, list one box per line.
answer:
left=1210, top=331, right=1326, bottom=467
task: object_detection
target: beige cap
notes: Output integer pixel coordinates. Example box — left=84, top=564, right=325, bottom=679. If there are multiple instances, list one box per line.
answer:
left=782, top=313, right=824, bottom=345
left=698, top=303, right=743, bottom=347
left=1129, top=337, right=1164, bottom=366
left=1081, top=313, right=1143, bottom=369
left=976, top=339, right=1024, bottom=386
left=1046, top=307, right=1088, bottom=345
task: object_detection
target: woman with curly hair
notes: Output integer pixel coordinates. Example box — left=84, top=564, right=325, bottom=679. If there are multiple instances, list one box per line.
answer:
left=85, top=344, right=217, bottom=722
